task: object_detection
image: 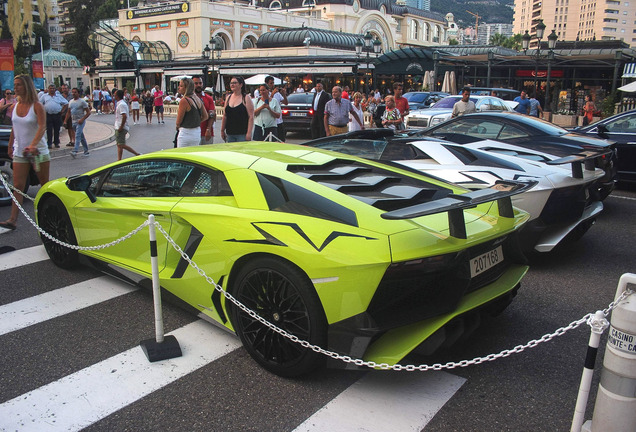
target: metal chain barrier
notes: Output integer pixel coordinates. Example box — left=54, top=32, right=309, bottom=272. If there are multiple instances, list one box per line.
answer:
left=2, top=172, right=633, bottom=371
left=153, top=221, right=635, bottom=372
left=0, top=174, right=149, bottom=250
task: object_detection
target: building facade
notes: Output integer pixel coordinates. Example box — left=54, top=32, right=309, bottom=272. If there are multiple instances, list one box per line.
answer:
left=513, top=0, right=636, bottom=47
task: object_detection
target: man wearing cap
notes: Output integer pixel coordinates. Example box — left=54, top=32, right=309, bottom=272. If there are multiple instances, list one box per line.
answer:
left=193, top=76, right=216, bottom=144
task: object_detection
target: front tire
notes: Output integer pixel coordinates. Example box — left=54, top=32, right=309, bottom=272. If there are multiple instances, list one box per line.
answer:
left=230, top=257, right=327, bottom=377
left=38, top=196, right=79, bottom=269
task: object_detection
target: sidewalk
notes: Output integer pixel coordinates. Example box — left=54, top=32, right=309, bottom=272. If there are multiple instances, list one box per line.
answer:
left=48, top=119, right=116, bottom=157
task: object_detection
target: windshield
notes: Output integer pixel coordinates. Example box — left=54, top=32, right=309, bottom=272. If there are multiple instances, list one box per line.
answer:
left=404, top=93, right=430, bottom=103
left=433, top=96, right=477, bottom=109
left=286, top=93, right=313, bottom=104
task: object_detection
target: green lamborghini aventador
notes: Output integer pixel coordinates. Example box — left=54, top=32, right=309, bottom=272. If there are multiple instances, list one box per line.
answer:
left=35, top=142, right=532, bottom=376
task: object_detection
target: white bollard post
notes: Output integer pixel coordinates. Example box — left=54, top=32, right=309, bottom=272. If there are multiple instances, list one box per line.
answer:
left=571, top=310, right=609, bottom=432
left=581, top=273, right=636, bottom=432
left=139, top=214, right=182, bottom=362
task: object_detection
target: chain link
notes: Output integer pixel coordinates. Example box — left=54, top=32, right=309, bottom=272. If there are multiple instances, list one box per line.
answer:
left=0, top=173, right=149, bottom=250
left=3, top=172, right=633, bottom=371
left=1, top=168, right=35, bottom=201
left=153, top=221, right=634, bottom=372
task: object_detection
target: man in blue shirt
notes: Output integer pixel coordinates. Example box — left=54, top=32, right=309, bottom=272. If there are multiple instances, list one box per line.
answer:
left=39, top=84, right=69, bottom=148
left=513, top=90, right=531, bottom=115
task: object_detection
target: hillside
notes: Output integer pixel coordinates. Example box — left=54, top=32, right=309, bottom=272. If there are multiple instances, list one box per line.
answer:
left=430, top=0, right=514, bottom=27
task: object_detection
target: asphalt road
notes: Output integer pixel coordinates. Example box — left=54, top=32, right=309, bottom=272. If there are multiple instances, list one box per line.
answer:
left=0, top=115, right=635, bottom=431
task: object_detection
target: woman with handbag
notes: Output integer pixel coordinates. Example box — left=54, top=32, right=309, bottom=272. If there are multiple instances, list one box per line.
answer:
left=175, top=78, right=209, bottom=147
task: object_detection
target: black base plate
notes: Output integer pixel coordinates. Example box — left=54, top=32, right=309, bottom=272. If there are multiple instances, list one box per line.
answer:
left=140, top=335, right=182, bottom=362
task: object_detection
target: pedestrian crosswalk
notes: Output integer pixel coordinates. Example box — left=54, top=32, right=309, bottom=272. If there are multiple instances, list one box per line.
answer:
left=0, top=245, right=465, bottom=432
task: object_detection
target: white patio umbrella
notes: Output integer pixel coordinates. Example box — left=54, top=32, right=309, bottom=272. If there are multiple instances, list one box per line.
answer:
left=618, top=81, right=636, bottom=92
left=244, top=74, right=283, bottom=85
left=215, top=73, right=225, bottom=94
left=170, top=75, right=192, bottom=82
left=423, top=71, right=431, bottom=90
left=441, top=71, right=451, bottom=93
left=449, top=71, right=457, bottom=94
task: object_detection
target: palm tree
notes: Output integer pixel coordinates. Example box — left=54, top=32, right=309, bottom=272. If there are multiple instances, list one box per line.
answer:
left=489, top=33, right=508, bottom=47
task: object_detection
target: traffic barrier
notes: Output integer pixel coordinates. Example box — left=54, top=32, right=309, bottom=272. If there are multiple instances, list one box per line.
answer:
left=139, top=214, right=182, bottom=362
left=581, top=273, right=636, bottom=432
left=0, top=174, right=633, bottom=374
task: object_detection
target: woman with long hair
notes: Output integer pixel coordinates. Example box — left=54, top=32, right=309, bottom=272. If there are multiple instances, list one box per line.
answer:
left=220, top=76, right=254, bottom=142
left=349, top=92, right=365, bottom=132
left=175, top=77, right=209, bottom=147
left=142, top=90, right=154, bottom=124
left=582, top=94, right=596, bottom=126
left=0, top=75, right=49, bottom=232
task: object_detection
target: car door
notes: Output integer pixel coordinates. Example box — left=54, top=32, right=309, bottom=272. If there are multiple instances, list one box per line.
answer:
left=597, top=113, right=636, bottom=178
left=71, top=159, right=195, bottom=274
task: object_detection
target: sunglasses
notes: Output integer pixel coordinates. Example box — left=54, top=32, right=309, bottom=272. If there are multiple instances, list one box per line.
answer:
left=230, top=81, right=239, bottom=85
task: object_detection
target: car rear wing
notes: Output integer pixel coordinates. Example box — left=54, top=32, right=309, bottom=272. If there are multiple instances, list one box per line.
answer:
left=381, top=180, right=537, bottom=239
left=545, top=149, right=612, bottom=179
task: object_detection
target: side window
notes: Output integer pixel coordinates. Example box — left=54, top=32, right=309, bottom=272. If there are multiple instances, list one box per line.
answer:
left=606, top=115, right=636, bottom=133
left=461, top=120, right=503, bottom=139
left=97, top=160, right=231, bottom=198
left=489, top=99, right=506, bottom=111
left=497, top=124, right=529, bottom=140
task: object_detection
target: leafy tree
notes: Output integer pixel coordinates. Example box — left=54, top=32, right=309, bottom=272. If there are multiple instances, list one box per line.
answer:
left=448, top=38, right=459, bottom=45
left=489, top=33, right=508, bottom=47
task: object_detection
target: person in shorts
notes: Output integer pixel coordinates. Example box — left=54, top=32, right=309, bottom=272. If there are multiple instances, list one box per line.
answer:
left=153, top=85, right=164, bottom=124
left=114, top=89, right=140, bottom=160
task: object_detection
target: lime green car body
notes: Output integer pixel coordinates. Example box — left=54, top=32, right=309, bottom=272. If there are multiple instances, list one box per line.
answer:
left=35, top=142, right=530, bottom=371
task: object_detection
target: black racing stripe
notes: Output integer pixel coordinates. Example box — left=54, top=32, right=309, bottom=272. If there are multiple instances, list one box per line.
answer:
left=171, top=226, right=204, bottom=279
left=212, top=275, right=227, bottom=324
left=150, top=240, right=158, bottom=257
left=584, top=346, right=598, bottom=370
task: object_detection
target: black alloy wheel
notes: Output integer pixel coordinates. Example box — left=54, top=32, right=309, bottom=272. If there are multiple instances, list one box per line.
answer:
left=231, top=257, right=327, bottom=377
left=38, top=195, right=79, bottom=269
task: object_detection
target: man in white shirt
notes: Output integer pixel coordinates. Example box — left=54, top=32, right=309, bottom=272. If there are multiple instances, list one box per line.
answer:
left=265, top=76, right=288, bottom=142
left=39, top=84, right=69, bottom=148
left=452, top=87, right=477, bottom=118
left=114, top=89, right=141, bottom=160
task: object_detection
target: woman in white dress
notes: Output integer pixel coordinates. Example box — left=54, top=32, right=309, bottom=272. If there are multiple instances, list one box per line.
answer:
left=348, top=92, right=364, bottom=132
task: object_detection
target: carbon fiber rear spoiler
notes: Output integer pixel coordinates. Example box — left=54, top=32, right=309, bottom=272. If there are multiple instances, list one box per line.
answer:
left=381, top=180, right=537, bottom=239
left=546, top=149, right=612, bottom=179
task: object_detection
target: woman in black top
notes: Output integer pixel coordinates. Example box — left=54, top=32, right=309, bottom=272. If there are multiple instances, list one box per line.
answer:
left=221, top=76, right=254, bottom=142
left=142, top=90, right=154, bottom=124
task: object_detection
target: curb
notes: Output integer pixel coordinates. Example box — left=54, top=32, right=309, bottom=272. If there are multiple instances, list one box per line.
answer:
left=49, top=122, right=117, bottom=158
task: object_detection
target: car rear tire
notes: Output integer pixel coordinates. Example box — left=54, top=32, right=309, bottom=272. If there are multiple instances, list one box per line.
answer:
left=230, top=257, right=327, bottom=377
left=38, top=195, right=79, bottom=269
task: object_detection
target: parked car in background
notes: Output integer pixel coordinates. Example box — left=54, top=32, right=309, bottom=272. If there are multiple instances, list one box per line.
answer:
left=415, top=112, right=617, bottom=199
left=372, top=92, right=449, bottom=127
left=304, top=130, right=607, bottom=253
left=402, top=91, right=449, bottom=110
left=572, top=109, right=636, bottom=185
left=460, top=87, right=521, bottom=101
left=405, top=95, right=514, bottom=129
left=281, top=92, right=314, bottom=133
left=35, top=142, right=532, bottom=376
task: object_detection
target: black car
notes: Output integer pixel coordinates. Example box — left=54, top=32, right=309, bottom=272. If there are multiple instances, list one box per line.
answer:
left=0, top=125, right=39, bottom=206
left=416, top=112, right=617, bottom=198
left=281, top=92, right=314, bottom=133
left=572, top=109, right=636, bottom=184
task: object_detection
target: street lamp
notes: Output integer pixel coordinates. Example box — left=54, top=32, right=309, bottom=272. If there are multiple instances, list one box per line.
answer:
left=355, top=38, right=363, bottom=93
left=522, top=19, right=557, bottom=112
left=432, top=50, right=440, bottom=92
left=202, top=44, right=211, bottom=87
left=22, top=32, right=33, bottom=77
left=486, top=50, right=495, bottom=87
left=372, top=36, right=382, bottom=92
left=208, top=37, right=223, bottom=93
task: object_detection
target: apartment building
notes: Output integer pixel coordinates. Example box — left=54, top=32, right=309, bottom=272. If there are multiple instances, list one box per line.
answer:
left=513, top=0, right=636, bottom=47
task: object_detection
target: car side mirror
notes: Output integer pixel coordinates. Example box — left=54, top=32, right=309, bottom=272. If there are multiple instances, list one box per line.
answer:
left=596, top=123, right=609, bottom=138
left=66, top=175, right=97, bottom=203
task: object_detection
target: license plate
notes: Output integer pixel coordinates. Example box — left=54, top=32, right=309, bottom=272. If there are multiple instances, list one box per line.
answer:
left=470, top=246, right=504, bottom=278
left=291, top=112, right=306, bottom=117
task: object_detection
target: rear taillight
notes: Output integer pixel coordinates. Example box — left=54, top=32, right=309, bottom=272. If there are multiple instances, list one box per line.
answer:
left=309, top=109, right=314, bottom=115
left=282, top=109, right=289, bottom=115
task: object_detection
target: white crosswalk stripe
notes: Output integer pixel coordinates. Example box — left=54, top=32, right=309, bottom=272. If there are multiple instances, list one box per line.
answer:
left=0, top=249, right=464, bottom=431
left=0, top=245, right=50, bottom=271
left=0, top=276, right=137, bottom=336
